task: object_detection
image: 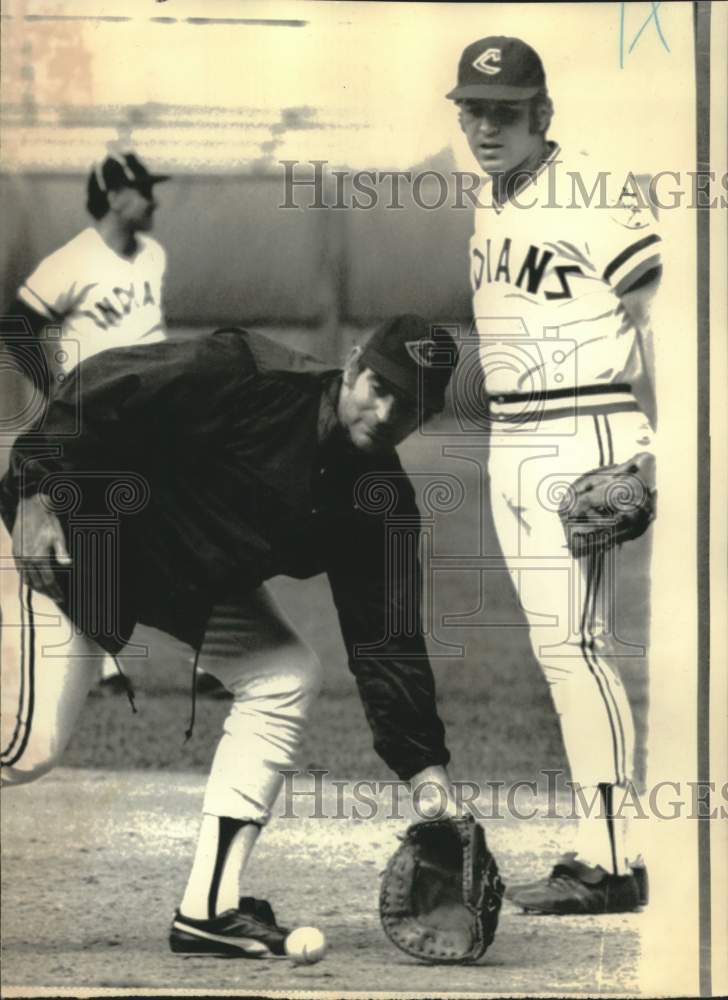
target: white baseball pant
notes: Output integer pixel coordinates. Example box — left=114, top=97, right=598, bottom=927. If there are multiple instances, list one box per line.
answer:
left=488, top=406, right=653, bottom=868
left=1, top=521, right=322, bottom=824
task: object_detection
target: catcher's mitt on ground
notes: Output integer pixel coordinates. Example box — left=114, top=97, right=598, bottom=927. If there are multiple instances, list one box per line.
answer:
left=379, top=815, right=505, bottom=964
left=559, top=452, right=656, bottom=557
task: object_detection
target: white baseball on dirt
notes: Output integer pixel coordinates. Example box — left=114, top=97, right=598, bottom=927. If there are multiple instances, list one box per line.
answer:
left=284, top=926, right=327, bottom=964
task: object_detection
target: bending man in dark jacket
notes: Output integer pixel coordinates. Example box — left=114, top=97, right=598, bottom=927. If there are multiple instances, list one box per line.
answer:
left=0, top=314, right=458, bottom=957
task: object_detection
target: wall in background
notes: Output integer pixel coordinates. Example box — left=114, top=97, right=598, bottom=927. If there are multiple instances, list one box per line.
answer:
left=0, top=169, right=473, bottom=358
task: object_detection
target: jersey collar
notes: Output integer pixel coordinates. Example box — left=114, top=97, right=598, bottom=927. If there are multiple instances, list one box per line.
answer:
left=492, top=140, right=561, bottom=214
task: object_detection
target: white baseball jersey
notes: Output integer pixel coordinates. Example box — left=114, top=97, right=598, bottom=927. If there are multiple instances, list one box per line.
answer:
left=470, top=142, right=660, bottom=875
left=18, top=226, right=167, bottom=371
left=470, top=144, right=661, bottom=408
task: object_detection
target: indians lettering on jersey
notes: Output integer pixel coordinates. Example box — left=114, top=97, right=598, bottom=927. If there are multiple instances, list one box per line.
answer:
left=18, top=226, right=167, bottom=371
left=470, top=145, right=661, bottom=396
left=472, top=236, right=588, bottom=301
left=80, top=278, right=158, bottom=331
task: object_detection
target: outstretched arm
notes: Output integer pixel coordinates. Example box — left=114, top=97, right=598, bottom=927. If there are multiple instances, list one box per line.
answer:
left=327, top=504, right=451, bottom=784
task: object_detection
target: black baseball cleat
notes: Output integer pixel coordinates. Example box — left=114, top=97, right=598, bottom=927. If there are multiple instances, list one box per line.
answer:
left=630, top=861, right=649, bottom=906
left=194, top=671, right=233, bottom=700
left=169, top=897, right=289, bottom=957
left=89, top=673, right=130, bottom=697
left=506, top=854, right=643, bottom=915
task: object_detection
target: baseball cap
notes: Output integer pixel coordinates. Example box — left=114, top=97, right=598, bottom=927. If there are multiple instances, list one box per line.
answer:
left=89, top=151, right=170, bottom=198
left=446, top=36, right=545, bottom=101
left=360, top=314, right=459, bottom=413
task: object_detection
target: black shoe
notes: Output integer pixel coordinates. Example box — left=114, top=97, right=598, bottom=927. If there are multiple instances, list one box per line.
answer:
left=507, top=854, right=642, bottom=914
left=89, top=673, right=130, bottom=697
left=169, top=897, right=289, bottom=957
left=631, top=862, right=649, bottom=906
left=507, top=857, right=649, bottom=904
left=194, top=671, right=232, bottom=700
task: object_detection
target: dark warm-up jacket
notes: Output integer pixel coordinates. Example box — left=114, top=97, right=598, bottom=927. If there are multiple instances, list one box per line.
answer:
left=0, top=328, right=450, bottom=780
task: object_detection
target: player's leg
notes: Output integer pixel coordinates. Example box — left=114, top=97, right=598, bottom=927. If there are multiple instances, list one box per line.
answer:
left=558, top=409, right=653, bottom=881
left=488, top=420, right=644, bottom=911
left=94, top=653, right=130, bottom=694
left=1, top=526, right=104, bottom=785
left=559, top=543, right=638, bottom=873
left=581, top=408, right=654, bottom=883
left=490, top=422, right=638, bottom=795
left=172, top=584, right=322, bottom=956
left=95, top=653, right=229, bottom=699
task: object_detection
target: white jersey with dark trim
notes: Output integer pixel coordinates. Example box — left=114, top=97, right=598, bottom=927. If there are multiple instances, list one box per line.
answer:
left=18, top=226, right=167, bottom=371
left=469, top=144, right=661, bottom=398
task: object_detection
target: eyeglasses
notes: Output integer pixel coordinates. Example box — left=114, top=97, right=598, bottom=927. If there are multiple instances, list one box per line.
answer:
left=458, top=102, right=528, bottom=128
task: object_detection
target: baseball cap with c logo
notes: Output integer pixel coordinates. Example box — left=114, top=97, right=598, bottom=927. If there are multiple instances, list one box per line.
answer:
left=446, top=36, right=546, bottom=101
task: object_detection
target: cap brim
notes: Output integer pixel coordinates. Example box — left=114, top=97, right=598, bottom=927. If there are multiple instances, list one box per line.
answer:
left=446, top=84, right=541, bottom=100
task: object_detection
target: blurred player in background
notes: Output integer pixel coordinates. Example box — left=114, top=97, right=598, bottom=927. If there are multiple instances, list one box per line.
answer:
left=447, top=36, right=660, bottom=913
left=1, top=149, right=224, bottom=696
left=6, top=149, right=169, bottom=381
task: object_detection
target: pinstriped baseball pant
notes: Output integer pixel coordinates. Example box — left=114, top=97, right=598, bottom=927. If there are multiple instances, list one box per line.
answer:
left=1, top=524, right=322, bottom=824
left=488, top=407, right=653, bottom=793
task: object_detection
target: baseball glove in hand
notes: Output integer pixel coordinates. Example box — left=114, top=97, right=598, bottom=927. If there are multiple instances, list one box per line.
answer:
left=379, top=815, right=505, bottom=964
left=559, top=452, right=656, bottom=557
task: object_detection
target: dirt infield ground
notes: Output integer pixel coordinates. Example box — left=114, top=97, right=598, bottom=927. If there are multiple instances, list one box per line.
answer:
left=1, top=769, right=643, bottom=996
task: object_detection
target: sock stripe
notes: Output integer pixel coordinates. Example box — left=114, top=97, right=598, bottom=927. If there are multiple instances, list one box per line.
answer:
left=207, top=817, right=247, bottom=918
left=601, top=783, right=618, bottom=875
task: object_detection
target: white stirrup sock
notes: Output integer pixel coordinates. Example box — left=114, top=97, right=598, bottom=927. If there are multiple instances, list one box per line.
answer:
left=179, top=814, right=262, bottom=919
left=572, top=783, right=638, bottom=876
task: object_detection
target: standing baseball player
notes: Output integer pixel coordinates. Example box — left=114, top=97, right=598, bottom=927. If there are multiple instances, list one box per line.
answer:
left=1, top=315, right=459, bottom=955
left=5, top=149, right=169, bottom=386
left=446, top=36, right=660, bottom=913
left=2, top=149, right=169, bottom=694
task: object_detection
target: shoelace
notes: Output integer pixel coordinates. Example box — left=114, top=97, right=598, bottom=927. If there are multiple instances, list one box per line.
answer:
left=548, top=874, right=589, bottom=891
